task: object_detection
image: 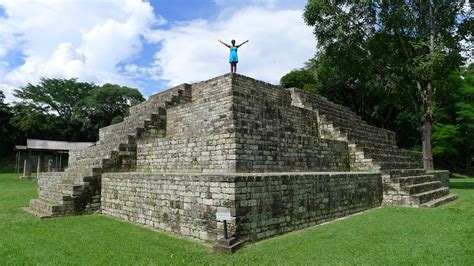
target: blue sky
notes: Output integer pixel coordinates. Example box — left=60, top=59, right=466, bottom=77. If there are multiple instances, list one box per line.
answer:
left=0, top=0, right=314, bottom=103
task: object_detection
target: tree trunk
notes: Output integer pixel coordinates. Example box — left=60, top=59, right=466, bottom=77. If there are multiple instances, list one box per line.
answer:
left=422, top=118, right=434, bottom=170
left=420, top=2, right=436, bottom=171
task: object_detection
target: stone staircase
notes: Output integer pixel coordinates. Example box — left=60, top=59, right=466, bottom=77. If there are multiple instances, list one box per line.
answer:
left=288, top=87, right=457, bottom=208
left=25, top=84, right=192, bottom=218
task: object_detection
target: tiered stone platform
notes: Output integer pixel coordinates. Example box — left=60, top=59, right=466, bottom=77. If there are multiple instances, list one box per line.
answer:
left=26, top=73, right=456, bottom=242
left=288, top=88, right=457, bottom=207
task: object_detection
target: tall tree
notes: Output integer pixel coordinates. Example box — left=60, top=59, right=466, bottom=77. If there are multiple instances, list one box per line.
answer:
left=280, top=69, right=317, bottom=93
left=0, top=91, right=14, bottom=155
left=74, top=83, right=144, bottom=140
left=304, top=0, right=473, bottom=170
left=13, top=78, right=145, bottom=142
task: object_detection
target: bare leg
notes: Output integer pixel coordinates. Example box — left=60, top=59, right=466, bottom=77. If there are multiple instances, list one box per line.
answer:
left=230, top=62, right=237, bottom=73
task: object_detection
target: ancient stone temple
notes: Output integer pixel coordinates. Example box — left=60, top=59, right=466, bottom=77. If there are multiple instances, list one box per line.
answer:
left=25, top=73, right=457, bottom=242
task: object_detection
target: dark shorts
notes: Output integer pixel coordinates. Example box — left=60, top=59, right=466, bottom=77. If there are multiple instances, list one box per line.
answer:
left=230, top=62, right=237, bottom=66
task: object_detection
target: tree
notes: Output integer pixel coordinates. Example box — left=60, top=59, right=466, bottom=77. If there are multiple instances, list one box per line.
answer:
left=280, top=69, right=317, bottom=93
left=0, top=91, right=14, bottom=155
left=430, top=65, right=474, bottom=171
left=13, top=78, right=96, bottom=141
left=304, top=0, right=473, bottom=170
left=74, top=83, right=145, bottom=140
left=454, top=65, right=474, bottom=171
left=12, top=78, right=145, bottom=142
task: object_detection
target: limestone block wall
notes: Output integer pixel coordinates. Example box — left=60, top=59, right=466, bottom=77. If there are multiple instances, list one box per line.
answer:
left=428, top=170, right=450, bottom=187
left=231, top=75, right=350, bottom=172
left=101, top=172, right=382, bottom=242
left=234, top=172, right=382, bottom=241
left=136, top=74, right=350, bottom=173
left=37, top=172, right=64, bottom=195
left=101, top=173, right=237, bottom=241
left=136, top=76, right=237, bottom=173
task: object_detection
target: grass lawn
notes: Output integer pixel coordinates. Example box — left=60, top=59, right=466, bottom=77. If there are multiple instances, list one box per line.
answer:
left=1, top=172, right=473, bottom=265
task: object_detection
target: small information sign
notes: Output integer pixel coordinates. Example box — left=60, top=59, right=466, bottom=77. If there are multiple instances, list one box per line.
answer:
left=215, top=207, right=231, bottom=221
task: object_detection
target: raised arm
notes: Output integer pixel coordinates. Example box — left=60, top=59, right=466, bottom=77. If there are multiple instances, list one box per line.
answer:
left=218, top=39, right=231, bottom=48
left=237, top=40, right=249, bottom=48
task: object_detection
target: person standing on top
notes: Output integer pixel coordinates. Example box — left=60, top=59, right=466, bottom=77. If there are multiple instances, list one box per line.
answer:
left=218, top=39, right=249, bottom=73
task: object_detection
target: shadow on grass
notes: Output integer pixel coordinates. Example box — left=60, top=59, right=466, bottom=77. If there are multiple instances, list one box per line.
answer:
left=450, top=179, right=474, bottom=190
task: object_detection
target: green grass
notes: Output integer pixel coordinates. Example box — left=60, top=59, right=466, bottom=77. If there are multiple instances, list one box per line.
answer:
left=1, top=172, right=473, bottom=265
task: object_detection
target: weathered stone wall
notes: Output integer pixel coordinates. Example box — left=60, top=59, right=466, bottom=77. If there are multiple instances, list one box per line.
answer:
left=101, top=172, right=237, bottom=241
left=136, top=76, right=237, bottom=173
left=136, top=74, right=350, bottom=173
left=101, top=172, right=381, bottom=242
left=407, top=150, right=424, bottom=168
left=231, top=75, right=350, bottom=172
left=234, top=172, right=382, bottom=240
left=427, top=170, right=450, bottom=187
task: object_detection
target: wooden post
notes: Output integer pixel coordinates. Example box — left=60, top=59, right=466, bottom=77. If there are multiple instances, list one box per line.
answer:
left=37, top=155, right=42, bottom=174
left=15, top=151, right=19, bottom=174
left=22, top=159, right=31, bottom=179
left=28, top=150, right=32, bottom=176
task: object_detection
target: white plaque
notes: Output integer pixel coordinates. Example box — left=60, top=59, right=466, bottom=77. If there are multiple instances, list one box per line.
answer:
left=215, top=207, right=231, bottom=221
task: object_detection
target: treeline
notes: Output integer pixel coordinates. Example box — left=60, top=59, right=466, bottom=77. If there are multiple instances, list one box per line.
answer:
left=280, top=0, right=473, bottom=173
left=0, top=78, right=144, bottom=155
left=281, top=65, right=473, bottom=173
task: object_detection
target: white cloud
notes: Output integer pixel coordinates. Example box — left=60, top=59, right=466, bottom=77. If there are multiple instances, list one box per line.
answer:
left=145, top=7, right=315, bottom=86
left=0, top=0, right=315, bottom=103
left=0, top=0, right=157, bottom=100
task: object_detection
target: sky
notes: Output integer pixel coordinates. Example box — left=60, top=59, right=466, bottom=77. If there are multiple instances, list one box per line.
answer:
left=0, top=0, right=315, bottom=103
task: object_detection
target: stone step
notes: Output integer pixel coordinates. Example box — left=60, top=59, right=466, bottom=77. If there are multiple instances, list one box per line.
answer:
left=321, top=114, right=394, bottom=137
left=28, top=86, right=191, bottom=218
left=411, top=187, right=450, bottom=205
left=358, top=146, right=413, bottom=158
left=306, top=95, right=355, bottom=113
left=98, top=134, right=137, bottom=146
left=70, top=146, right=123, bottom=159
left=322, top=123, right=393, bottom=146
left=23, top=206, right=52, bottom=219
left=346, top=133, right=396, bottom=147
left=51, top=183, right=85, bottom=195
left=320, top=115, right=382, bottom=135
left=318, top=108, right=361, bottom=122
left=421, top=194, right=458, bottom=208
left=401, top=181, right=442, bottom=195
left=387, top=168, right=426, bottom=178
left=28, top=198, right=64, bottom=214
left=394, top=174, right=435, bottom=186
left=64, top=167, right=102, bottom=175
left=345, top=129, right=394, bottom=145
left=348, top=139, right=398, bottom=150
left=39, top=190, right=72, bottom=203
left=376, top=161, right=420, bottom=170
left=364, top=153, right=414, bottom=163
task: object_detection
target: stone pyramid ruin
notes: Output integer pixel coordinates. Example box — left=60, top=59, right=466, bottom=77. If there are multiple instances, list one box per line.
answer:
left=25, top=73, right=457, bottom=242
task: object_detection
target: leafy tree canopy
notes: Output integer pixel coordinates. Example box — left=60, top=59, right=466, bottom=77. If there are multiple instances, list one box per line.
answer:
left=11, top=78, right=145, bottom=143
left=0, top=91, right=14, bottom=155
left=280, top=69, right=317, bottom=93
left=302, top=0, right=473, bottom=170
